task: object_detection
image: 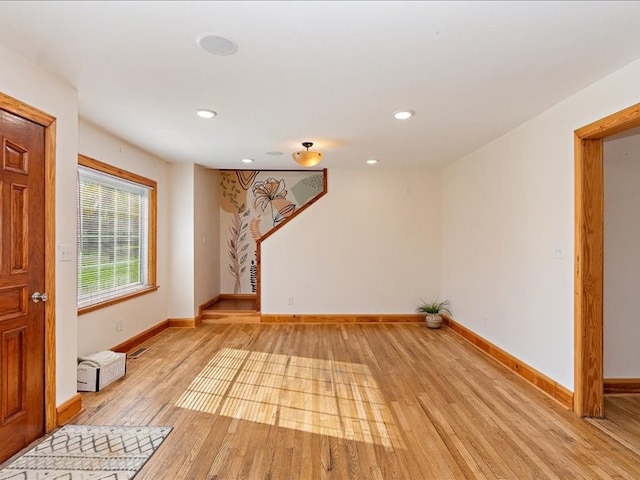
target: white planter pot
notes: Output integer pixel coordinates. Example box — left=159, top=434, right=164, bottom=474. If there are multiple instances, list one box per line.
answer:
left=425, top=313, right=443, bottom=329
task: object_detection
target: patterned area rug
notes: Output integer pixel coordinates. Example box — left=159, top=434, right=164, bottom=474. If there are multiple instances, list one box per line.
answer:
left=0, top=424, right=172, bottom=479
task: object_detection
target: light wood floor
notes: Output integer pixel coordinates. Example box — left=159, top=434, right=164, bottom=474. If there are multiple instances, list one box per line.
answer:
left=588, top=395, right=640, bottom=459
left=73, top=324, right=640, bottom=479
left=201, top=297, right=260, bottom=324
left=206, top=297, right=257, bottom=312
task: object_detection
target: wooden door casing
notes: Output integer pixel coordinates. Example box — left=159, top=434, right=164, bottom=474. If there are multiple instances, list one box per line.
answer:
left=574, top=102, right=640, bottom=417
left=0, top=108, right=46, bottom=461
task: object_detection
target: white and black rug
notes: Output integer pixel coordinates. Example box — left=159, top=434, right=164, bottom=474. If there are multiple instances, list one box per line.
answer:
left=0, top=424, right=172, bottom=479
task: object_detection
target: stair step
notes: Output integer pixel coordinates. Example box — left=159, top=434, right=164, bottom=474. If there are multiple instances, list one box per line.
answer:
left=202, top=311, right=261, bottom=324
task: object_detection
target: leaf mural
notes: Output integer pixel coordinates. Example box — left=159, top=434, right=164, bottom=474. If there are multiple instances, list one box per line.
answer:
left=227, top=209, right=251, bottom=293
left=252, top=177, right=295, bottom=226
left=248, top=215, right=262, bottom=295
left=249, top=216, right=262, bottom=241
left=220, top=170, right=259, bottom=214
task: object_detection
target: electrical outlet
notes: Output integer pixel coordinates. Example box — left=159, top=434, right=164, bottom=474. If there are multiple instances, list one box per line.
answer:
left=116, top=319, right=123, bottom=332
left=288, top=297, right=294, bottom=306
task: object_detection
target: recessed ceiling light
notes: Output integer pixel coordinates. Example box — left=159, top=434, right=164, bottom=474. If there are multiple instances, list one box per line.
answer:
left=198, top=34, right=239, bottom=56
left=196, top=109, right=216, bottom=119
left=393, top=110, right=415, bottom=120
left=366, top=159, right=379, bottom=165
left=241, top=158, right=254, bottom=164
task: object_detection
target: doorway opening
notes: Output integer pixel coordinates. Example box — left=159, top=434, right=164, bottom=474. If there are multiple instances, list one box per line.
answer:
left=574, top=102, right=640, bottom=417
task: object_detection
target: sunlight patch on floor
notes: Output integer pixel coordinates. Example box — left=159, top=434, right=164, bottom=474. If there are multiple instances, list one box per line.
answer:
left=175, top=348, right=401, bottom=448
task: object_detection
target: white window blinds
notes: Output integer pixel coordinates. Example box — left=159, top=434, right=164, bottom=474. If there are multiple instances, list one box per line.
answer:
left=77, top=165, right=151, bottom=309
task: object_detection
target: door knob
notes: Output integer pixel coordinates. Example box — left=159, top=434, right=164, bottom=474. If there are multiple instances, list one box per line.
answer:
left=31, top=292, right=48, bottom=303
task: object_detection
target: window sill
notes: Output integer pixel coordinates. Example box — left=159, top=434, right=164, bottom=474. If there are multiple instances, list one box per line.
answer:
left=77, top=285, right=160, bottom=315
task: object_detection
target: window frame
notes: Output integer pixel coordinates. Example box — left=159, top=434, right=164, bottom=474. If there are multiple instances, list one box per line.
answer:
left=77, top=154, right=158, bottom=314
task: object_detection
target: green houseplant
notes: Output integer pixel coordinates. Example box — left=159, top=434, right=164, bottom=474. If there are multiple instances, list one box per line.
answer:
left=416, top=299, right=451, bottom=329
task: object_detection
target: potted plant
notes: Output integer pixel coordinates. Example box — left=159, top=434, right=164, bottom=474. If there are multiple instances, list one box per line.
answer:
left=416, top=299, right=451, bottom=329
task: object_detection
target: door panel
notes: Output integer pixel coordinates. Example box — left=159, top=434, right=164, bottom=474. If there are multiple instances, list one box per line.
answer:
left=0, top=108, right=45, bottom=461
left=2, top=326, right=26, bottom=422
left=4, top=139, right=29, bottom=174
left=11, top=183, right=28, bottom=273
left=0, top=285, right=28, bottom=322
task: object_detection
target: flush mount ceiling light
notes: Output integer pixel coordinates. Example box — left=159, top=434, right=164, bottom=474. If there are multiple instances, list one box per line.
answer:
left=241, top=158, right=254, bottom=164
left=196, top=109, right=217, bottom=119
left=198, top=33, right=239, bottom=56
left=393, top=110, right=415, bottom=120
left=292, top=142, right=323, bottom=167
left=366, top=159, right=379, bottom=165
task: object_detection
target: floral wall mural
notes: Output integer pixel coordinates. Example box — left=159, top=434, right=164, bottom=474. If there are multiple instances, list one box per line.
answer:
left=220, top=170, right=324, bottom=294
left=253, top=178, right=295, bottom=226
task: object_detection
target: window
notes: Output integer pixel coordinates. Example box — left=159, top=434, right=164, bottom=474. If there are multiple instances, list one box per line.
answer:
left=77, top=154, right=157, bottom=312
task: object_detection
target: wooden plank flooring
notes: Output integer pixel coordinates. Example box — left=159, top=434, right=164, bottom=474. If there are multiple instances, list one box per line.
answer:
left=201, top=297, right=260, bottom=324
left=588, top=395, right=640, bottom=458
left=71, top=324, right=640, bottom=479
left=207, top=298, right=257, bottom=312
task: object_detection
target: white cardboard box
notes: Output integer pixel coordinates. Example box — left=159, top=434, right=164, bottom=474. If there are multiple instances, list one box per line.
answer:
left=77, top=352, right=127, bottom=392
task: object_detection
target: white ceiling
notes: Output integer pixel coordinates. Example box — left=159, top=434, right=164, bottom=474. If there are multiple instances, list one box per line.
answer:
left=1, top=1, right=640, bottom=170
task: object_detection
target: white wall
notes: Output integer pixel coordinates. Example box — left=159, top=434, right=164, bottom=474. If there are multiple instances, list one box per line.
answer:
left=604, top=131, right=640, bottom=378
left=442, top=57, right=640, bottom=390
left=194, top=166, right=220, bottom=309
left=168, top=163, right=195, bottom=318
left=261, top=168, right=441, bottom=314
left=168, top=163, right=219, bottom=318
left=0, top=44, right=79, bottom=405
left=77, top=120, right=170, bottom=355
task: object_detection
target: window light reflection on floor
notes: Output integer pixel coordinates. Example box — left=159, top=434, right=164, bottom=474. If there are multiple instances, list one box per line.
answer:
left=175, top=348, right=401, bottom=448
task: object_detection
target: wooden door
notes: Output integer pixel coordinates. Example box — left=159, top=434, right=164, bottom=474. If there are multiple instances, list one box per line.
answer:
left=0, top=108, right=46, bottom=461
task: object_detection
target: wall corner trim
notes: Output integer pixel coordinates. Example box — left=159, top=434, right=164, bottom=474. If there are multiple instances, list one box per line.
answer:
left=260, top=314, right=423, bottom=323
left=603, top=378, right=640, bottom=394
left=56, top=394, right=83, bottom=426
left=111, top=320, right=171, bottom=353
left=167, top=317, right=200, bottom=328
left=442, top=316, right=574, bottom=409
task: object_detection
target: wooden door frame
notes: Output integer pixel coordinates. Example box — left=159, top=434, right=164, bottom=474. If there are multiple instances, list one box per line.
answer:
left=574, top=102, right=640, bottom=417
left=0, top=92, right=57, bottom=431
